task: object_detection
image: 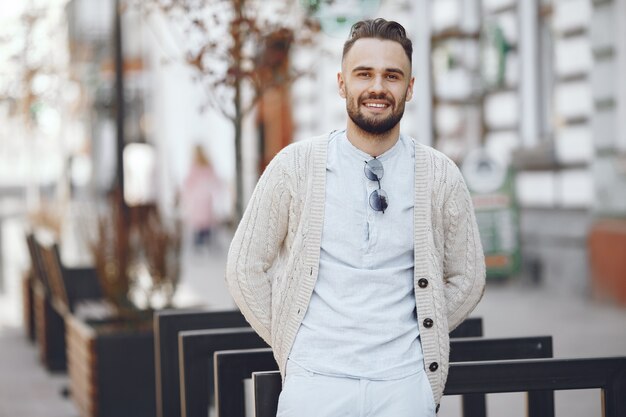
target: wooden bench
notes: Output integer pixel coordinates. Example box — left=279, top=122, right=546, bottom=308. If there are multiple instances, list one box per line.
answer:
left=215, top=335, right=552, bottom=417
left=27, top=233, right=102, bottom=371
left=153, top=309, right=249, bottom=417
left=42, top=242, right=100, bottom=306
left=26, top=233, right=64, bottom=370
left=22, top=269, right=36, bottom=342
left=32, top=280, right=67, bottom=371
left=252, top=356, right=626, bottom=417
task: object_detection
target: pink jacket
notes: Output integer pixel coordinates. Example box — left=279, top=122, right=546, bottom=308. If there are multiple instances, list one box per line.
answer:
left=181, top=165, right=219, bottom=229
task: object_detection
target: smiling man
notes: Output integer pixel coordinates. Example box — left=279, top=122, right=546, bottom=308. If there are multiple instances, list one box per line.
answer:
left=226, top=19, right=485, bottom=417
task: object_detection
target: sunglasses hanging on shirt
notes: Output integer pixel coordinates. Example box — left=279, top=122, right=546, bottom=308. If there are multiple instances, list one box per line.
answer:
left=364, top=157, right=389, bottom=213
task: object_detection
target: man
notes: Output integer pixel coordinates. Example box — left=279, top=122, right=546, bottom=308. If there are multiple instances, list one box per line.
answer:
left=226, top=18, right=485, bottom=416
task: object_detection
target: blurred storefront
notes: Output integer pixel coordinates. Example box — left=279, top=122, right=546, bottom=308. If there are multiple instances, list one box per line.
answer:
left=292, top=0, right=626, bottom=297
left=414, top=0, right=626, bottom=297
left=2, top=0, right=625, bottom=301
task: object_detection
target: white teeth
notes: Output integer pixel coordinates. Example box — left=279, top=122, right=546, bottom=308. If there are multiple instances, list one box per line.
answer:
left=365, top=103, right=387, bottom=108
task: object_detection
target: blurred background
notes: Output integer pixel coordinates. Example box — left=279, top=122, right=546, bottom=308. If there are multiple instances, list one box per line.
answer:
left=0, top=0, right=625, bottom=417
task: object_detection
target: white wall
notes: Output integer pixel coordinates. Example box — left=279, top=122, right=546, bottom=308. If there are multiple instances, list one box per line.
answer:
left=142, top=13, right=236, bottom=218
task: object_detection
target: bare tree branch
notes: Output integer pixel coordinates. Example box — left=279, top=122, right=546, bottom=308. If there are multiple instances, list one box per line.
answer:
left=127, top=0, right=321, bottom=219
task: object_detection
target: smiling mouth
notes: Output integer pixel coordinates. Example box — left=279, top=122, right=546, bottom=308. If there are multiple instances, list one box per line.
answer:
left=362, top=102, right=391, bottom=111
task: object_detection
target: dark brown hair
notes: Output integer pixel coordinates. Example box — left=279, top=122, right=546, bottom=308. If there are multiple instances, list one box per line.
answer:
left=342, top=18, right=413, bottom=66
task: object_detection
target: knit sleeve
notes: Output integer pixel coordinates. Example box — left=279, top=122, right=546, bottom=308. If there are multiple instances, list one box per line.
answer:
left=442, top=169, right=486, bottom=332
left=225, top=150, right=292, bottom=344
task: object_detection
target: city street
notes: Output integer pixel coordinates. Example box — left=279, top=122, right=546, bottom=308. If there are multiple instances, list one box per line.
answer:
left=1, top=218, right=625, bottom=417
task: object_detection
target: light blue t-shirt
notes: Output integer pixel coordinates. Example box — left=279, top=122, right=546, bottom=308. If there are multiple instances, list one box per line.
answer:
left=289, top=130, right=423, bottom=380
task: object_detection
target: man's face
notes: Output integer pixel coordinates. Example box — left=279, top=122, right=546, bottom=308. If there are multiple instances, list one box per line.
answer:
left=338, top=38, right=414, bottom=135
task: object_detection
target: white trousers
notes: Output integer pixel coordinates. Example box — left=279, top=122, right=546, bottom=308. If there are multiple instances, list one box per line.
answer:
left=276, top=360, right=436, bottom=417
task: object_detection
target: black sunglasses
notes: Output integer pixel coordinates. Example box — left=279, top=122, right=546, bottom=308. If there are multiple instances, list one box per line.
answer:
left=364, top=157, right=389, bottom=213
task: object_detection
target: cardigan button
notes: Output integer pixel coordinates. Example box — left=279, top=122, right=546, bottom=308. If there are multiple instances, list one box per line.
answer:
left=418, top=278, right=429, bottom=288
left=423, top=318, right=433, bottom=328
left=429, top=362, right=439, bottom=372
left=436, top=403, right=440, bottom=413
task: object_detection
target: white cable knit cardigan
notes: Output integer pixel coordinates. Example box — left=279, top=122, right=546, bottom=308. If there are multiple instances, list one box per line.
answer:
left=226, top=133, right=485, bottom=406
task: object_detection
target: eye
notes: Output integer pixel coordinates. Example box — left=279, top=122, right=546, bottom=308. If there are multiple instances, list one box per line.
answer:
left=357, top=72, right=371, bottom=78
left=387, top=74, right=399, bottom=80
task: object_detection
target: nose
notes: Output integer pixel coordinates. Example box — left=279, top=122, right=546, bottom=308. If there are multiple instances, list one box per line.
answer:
left=368, top=74, right=385, bottom=94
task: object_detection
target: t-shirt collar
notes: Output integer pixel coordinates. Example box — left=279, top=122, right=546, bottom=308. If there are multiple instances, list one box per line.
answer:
left=336, top=129, right=403, bottom=163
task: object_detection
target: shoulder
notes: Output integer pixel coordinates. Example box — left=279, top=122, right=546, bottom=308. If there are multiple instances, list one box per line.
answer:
left=407, top=138, right=468, bottom=210
left=262, top=133, right=329, bottom=189
left=270, top=133, right=328, bottom=171
left=411, top=139, right=464, bottom=183
left=277, top=133, right=328, bottom=157
left=415, top=141, right=458, bottom=168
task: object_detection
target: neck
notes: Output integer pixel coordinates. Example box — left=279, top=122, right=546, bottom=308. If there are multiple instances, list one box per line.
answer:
left=345, top=121, right=401, bottom=157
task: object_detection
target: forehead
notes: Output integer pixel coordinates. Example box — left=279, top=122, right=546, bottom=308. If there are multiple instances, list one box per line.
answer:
left=342, top=38, right=411, bottom=72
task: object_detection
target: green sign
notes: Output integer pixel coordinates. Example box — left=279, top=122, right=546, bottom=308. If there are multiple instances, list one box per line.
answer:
left=462, top=149, right=520, bottom=279
left=480, top=20, right=510, bottom=90
left=301, top=0, right=381, bottom=37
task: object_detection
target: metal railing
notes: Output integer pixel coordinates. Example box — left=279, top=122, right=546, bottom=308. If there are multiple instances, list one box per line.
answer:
left=252, top=357, right=626, bottom=417
left=214, top=335, right=552, bottom=417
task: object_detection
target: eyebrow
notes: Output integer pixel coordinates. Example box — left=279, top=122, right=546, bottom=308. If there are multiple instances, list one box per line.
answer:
left=352, top=66, right=405, bottom=77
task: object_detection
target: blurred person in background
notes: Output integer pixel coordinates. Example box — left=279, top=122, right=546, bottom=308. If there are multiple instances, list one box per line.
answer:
left=226, top=19, right=485, bottom=417
left=180, top=144, right=220, bottom=250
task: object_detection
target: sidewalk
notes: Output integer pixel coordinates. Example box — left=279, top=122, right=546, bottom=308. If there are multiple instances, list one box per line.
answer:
left=0, top=327, right=77, bottom=417
left=457, top=282, right=626, bottom=417
left=0, top=218, right=236, bottom=417
left=1, top=217, right=625, bottom=417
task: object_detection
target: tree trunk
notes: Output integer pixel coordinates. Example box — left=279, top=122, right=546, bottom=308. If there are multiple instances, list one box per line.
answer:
left=233, top=0, right=245, bottom=222
left=114, top=0, right=127, bottom=220
left=113, top=0, right=130, bottom=305
left=233, top=113, right=244, bottom=222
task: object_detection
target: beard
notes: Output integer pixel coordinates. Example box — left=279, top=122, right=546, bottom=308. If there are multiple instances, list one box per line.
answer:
left=346, top=91, right=407, bottom=135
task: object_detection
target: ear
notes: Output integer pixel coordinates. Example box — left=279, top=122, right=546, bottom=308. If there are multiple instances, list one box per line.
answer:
left=405, top=76, right=415, bottom=102
left=337, top=72, right=346, bottom=99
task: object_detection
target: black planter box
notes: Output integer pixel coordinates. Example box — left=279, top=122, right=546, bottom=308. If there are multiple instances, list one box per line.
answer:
left=67, top=314, right=155, bottom=417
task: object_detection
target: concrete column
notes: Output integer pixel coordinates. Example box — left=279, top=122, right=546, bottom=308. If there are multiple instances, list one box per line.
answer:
left=414, top=0, right=432, bottom=147
left=519, top=0, right=540, bottom=148
left=617, top=0, right=626, bottom=151
left=0, top=219, right=3, bottom=293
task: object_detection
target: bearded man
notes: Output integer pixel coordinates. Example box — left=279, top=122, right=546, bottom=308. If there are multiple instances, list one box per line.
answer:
left=226, top=18, right=485, bottom=417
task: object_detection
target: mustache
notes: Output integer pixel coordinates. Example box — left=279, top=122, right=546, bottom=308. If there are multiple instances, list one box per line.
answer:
left=359, top=92, right=394, bottom=105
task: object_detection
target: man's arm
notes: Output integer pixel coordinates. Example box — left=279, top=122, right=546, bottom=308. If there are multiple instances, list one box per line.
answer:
left=226, top=151, right=291, bottom=344
left=442, top=170, right=486, bottom=332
